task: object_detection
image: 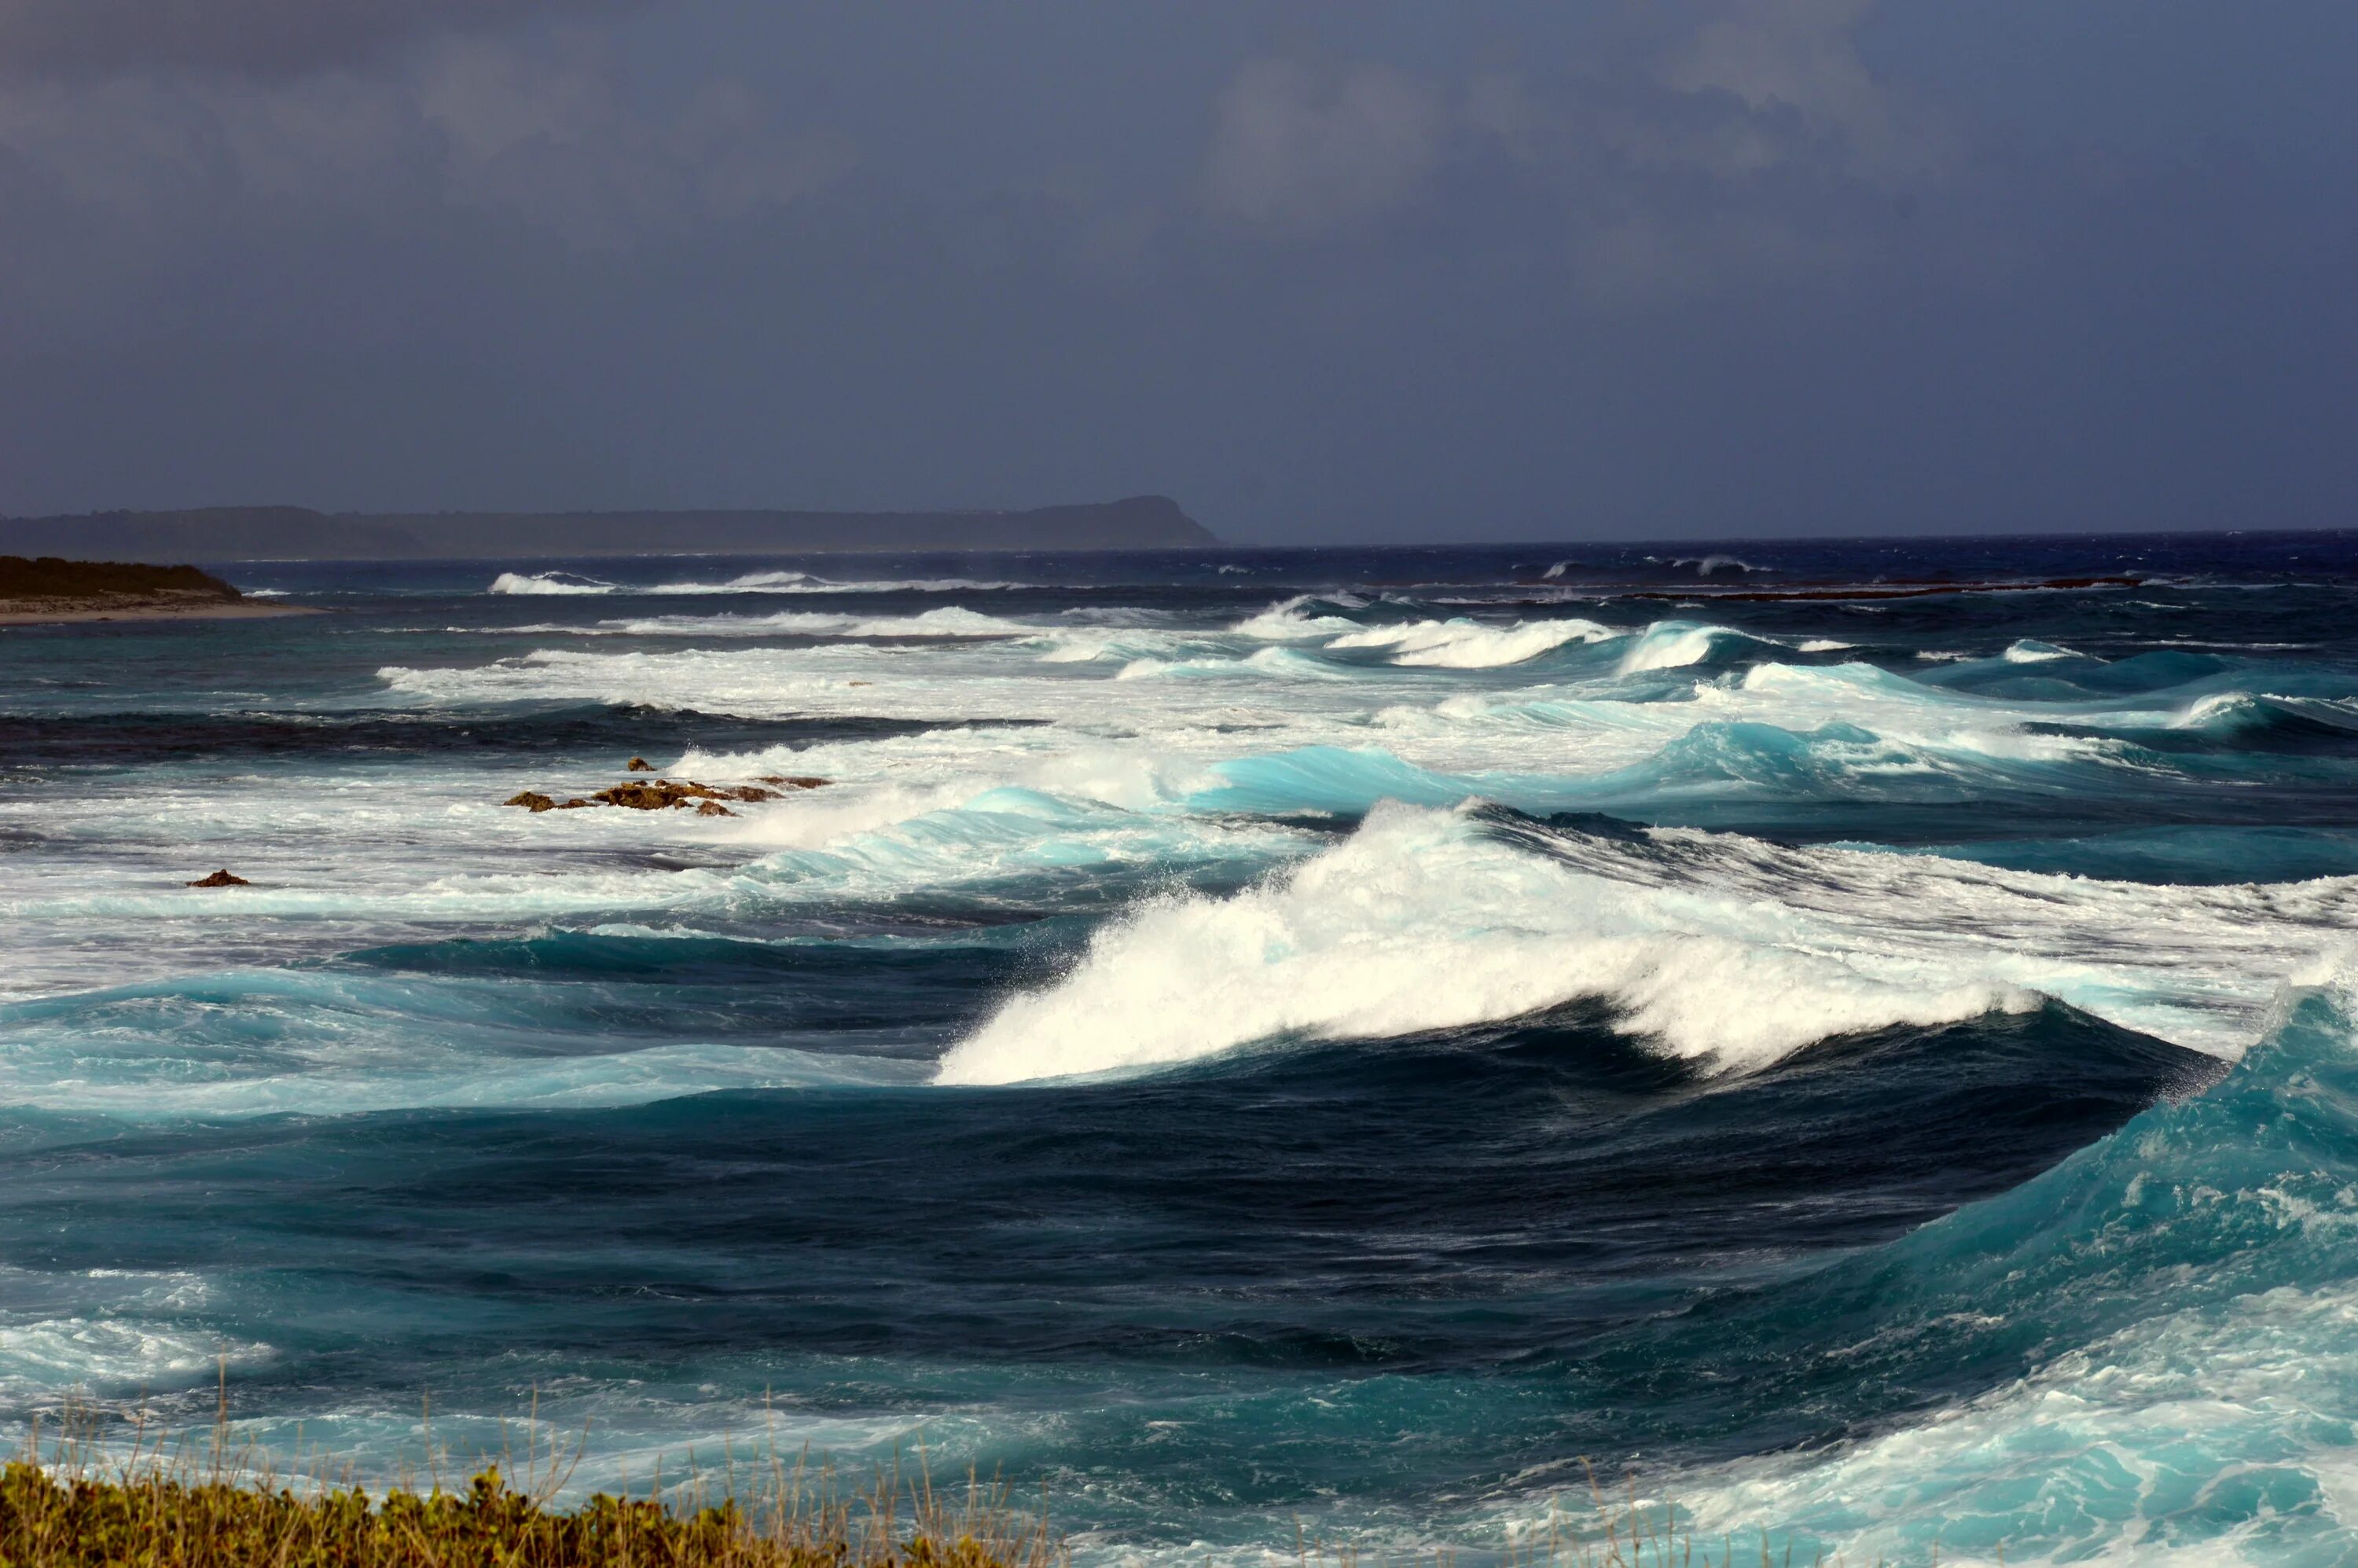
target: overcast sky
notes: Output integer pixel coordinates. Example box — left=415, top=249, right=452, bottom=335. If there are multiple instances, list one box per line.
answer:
left=2, top=0, right=2352, bottom=542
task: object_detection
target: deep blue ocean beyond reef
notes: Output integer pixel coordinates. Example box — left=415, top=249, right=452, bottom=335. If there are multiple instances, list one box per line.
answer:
left=8, top=533, right=2358, bottom=1563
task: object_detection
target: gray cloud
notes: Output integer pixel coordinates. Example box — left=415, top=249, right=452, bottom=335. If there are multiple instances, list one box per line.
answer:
left=1202, top=58, right=1445, bottom=233
left=0, top=0, right=2350, bottom=539
left=0, top=0, right=636, bottom=78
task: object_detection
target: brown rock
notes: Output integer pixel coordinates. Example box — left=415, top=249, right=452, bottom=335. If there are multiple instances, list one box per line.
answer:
left=756, top=775, right=831, bottom=790
left=696, top=800, right=736, bottom=817
left=186, top=869, right=250, bottom=887
left=556, top=798, right=594, bottom=809
left=591, top=781, right=676, bottom=810
left=626, top=757, right=655, bottom=772
left=503, top=791, right=557, bottom=812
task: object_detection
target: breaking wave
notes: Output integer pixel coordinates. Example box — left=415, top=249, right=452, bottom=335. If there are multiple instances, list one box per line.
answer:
left=1324, top=616, right=1618, bottom=668
left=488, top=571, right=615, bottom=596
left=936, top=803, right=2349, bottom=1085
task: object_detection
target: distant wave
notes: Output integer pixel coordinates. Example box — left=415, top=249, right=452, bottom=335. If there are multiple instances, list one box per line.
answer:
left=489, top=571, right=615, bottom=596
left=2003, top=638, right=2088, bottom=663
left=1325, top=616, right=1617, bottom=669
left=488, top=569, right=1026, bottom=597
left=647, top=571, right=1027, bottom=594
left=597, top=606, right=1033, bottom=639
left=1230, top=593, right=1370, bottom=640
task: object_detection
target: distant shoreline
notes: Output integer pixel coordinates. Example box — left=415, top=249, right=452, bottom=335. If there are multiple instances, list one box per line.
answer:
left=0, top=495, right=1215, bottom=562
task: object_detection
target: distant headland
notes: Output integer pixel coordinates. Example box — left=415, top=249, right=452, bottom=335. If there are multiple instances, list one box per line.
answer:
left=0, top=554, right=316, bottom=626
left=0, top=495, right=1216, bottom=561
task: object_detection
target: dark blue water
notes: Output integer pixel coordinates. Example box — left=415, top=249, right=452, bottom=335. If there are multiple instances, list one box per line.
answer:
left=6, top=532, right=2358, bottom=1563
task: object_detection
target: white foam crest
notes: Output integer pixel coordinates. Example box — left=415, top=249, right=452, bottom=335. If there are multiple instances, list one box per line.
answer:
left=650, top=569, right=817, bottom=591
left=937, top=804, right=2035, bottom=1085
left=1672, top=553, right=1762, bottom=576
left=1029, top=626, right=1208, bottom=664
left=646, top=572, right=1022, bottom=594
left=1798, top=639, right=1854, bottom=653
left=938, top=803, right=2358, bottom=1085
left=1114, top=646, right=1346, bottom=682
left=1617, top=621, right=1737, bottom=674
left=488, top=571, right=615, bottom=596
left=597, top=606, right=1033, bottom=639
left=2003, top=638, right=2084, bottom=663
left=1324, top=617, right=1617, bottom=669
left=1231, top=595, right=1366, bottom=640
left=0, top=1317, right=268, bottom=1397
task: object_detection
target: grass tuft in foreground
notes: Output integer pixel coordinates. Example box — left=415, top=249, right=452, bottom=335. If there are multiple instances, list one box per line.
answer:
left=2, top=1462, right=1058, bottom=1568
left=3, top=1398, right=1060, bottom=1568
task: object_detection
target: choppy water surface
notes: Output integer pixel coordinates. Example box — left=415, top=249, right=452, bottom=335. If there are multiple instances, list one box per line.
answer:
left=6, top=534, right=2358, bottom=1563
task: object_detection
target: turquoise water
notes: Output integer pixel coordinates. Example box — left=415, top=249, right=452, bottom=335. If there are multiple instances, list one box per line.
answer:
left=5, top=534, right=2358, bottom=1562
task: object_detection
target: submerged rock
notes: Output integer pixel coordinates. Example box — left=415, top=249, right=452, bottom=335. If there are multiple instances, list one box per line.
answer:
left=503, top=791, right=557, bottom=812
left=186, top=868, right=250, bottom=887
left=757, top=775, right=831, bottom=790
left=626, top=757, right=655, bottom=772
left=696, top=800, right=735, bottom=817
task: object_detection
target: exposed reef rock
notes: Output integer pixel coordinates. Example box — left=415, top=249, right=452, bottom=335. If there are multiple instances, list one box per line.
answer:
left=186, top=868, right=250, bottom=887
left=502, top=777, right=823, bottom=813
left=626, top=757, right=654, bottom=772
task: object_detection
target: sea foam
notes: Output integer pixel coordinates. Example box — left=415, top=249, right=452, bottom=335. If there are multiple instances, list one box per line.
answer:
left=936, top=803, right=2033, bottom=1085
left=1324, top=617, right=1617, bottom=668
left=938, top=802, right=2357, bottom=1085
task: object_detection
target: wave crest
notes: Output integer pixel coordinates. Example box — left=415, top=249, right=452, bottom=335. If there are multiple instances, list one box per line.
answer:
left=935, top=804, right=2037, bottom=1085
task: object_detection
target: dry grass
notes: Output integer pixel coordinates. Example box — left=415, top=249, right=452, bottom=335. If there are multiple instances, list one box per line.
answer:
left=2, top=1376, right=1061, bottom=1568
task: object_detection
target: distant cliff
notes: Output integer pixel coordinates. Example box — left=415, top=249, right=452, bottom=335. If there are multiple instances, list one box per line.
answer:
left=0, top=496, right=1216, bottom=561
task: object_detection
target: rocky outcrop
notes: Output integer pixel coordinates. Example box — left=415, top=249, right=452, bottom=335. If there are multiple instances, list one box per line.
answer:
left=503, top=776, right=825, bottom=813
left=187, top=868, right=251, bottom=887
left=626, top=757, right=654, bottom=772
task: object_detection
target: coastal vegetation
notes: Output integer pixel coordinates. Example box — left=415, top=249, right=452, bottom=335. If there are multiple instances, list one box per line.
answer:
left=0, top=556, right=238, bottom=604
left=2, top=1401, right=1061, bottom=1568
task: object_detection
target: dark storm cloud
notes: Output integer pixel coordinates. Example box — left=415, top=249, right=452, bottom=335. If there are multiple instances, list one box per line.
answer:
left=0, top=0, right=2352, bottom=541
left=0, top=0, right=637, bottom=77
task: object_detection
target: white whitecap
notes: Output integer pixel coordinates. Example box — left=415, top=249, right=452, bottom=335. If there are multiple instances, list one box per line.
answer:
left=487, top=571, right=615, bottom=596
left=1325, top=617, right=1618, bottom=669
left=937, top=802, right=2349, bottom=1086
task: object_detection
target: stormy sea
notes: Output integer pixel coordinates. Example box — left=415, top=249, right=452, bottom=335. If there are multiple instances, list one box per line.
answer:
left=7, top=531, right=2358, bottom=1564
